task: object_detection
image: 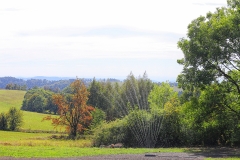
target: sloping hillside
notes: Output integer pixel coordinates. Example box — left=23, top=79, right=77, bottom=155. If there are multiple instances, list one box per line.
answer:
left=0, top=90, right=26, bottom=112
left=0, top=90, right=57, bottom=131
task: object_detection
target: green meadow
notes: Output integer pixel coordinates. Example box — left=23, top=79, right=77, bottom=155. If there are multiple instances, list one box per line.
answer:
left=0, top=90, right=25, bottom=112
left=0, top=130, right=181, bottom=158
left=0, top=90, right=57, bottom=132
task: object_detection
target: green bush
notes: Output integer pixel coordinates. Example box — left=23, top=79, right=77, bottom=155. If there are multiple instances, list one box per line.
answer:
left=92, top=118, right=128, bottom=147
left=92, top=107, right=182, bottom=148
left=92, top=109, right=165, bottom=148
left=125, top=110, right=156, bottom=147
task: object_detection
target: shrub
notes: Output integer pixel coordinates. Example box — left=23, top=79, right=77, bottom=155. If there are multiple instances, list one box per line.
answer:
left=125, top=110, right=155, bottom=147
left=92, top=118, right=128, bottom=147
left=92, top=109, right=164, bottom=148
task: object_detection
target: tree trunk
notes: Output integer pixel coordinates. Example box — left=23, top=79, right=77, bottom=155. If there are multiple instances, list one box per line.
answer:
left=69, top=126, right=77, bottom=139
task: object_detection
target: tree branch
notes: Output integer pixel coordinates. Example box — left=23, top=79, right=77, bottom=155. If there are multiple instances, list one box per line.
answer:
left=216, top=66, right=240, bottom=94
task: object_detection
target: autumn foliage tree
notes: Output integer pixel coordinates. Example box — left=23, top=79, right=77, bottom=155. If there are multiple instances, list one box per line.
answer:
left=44, top=79, right=95, bottom=138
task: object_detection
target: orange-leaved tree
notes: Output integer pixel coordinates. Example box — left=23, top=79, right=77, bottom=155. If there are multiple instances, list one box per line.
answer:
left=44, top=79, right=95, bottom=138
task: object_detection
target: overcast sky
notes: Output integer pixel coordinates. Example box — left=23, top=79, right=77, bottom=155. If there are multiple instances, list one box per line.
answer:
left=0, top=0, right=227, bottom=81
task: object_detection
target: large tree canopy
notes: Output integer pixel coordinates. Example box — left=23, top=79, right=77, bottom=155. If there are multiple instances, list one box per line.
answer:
left=44, top=79, right=95, bottom=138
left=176, top=0, right=240, bottom=146
left=177, top=0, right=240, bottom=93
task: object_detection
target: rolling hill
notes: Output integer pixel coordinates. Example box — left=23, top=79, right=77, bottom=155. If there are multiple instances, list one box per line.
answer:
left=0, top=90, right=58, bottom=132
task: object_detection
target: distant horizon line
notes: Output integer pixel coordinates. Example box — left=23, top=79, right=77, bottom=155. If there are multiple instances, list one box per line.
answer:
left=0, top=76, right=177, bottom=83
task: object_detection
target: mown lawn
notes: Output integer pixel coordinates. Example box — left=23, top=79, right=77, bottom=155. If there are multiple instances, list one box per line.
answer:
left=0, top=146, right=165, bottom=158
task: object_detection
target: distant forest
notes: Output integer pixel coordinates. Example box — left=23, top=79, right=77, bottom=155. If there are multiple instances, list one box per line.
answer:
left=0, top=76, right=178, bottom=92
left=0, top=77, right=123, bottom=91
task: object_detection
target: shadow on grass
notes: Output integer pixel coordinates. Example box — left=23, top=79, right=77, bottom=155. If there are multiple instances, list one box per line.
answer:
left=184, top=147, right=240, bottom=158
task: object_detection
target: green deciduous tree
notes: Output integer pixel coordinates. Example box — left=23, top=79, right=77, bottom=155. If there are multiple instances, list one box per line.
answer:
left=177, top=1, right=240, bottom=93
left=21, top=88, right=57, bottom=114
left=148, top=82, right=176, bottom=110
left=177, top=0, right=240, bottom=146
left=7, top=107, right=23, bottom=131
left=227, top=0, right=240, bottom=8
left=180, top=83, right=240, bottom=145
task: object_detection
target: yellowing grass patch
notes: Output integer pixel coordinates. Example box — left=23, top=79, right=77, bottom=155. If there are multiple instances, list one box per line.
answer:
left=0, top=131, right=92, bottom=147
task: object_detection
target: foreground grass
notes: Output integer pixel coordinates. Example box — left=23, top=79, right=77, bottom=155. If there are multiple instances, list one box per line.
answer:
left=2, top=146, right=240, bottom=159
left=0, top=146, right=182, bottom=158
left=0, top=131, right=182, bottom=158
left=0, top=131, right=239, bottom=159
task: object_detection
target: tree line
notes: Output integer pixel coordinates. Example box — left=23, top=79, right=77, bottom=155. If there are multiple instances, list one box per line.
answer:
left=2, top=77, right=121, bottom=91
left=5, top=83, right=27, bottom=90
left=0, top=77, right=76, bottom=90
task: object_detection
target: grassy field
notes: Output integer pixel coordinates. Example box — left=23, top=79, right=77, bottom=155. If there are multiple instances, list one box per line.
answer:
left=21, top=111, right=59, bottom=131
left=0, top=89, right=58, bottom=132
left=0, top=146, right=166, bottom=158
left=0, top=130, right=91, bottom=147
left=0, top=131, right=239, bottom=159
left=0, top=130, right=179, bottom=158
left=0, top=90, right=25, bottom=112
